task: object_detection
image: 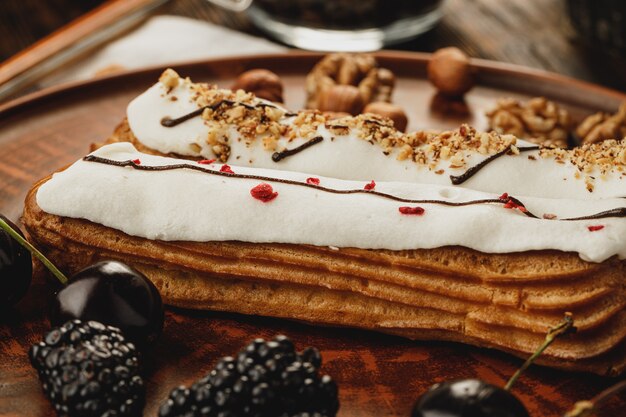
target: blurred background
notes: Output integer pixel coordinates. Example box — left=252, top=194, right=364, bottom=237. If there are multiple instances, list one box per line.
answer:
left=1, top=0, right=626, bottom=95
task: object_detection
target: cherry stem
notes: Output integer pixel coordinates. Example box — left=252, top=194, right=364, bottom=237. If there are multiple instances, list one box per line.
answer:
left=563, top=379, right=626, bottom=417
left=504, top=312, right=575, bottom=391
left=0, top=217, right=68, bottom=285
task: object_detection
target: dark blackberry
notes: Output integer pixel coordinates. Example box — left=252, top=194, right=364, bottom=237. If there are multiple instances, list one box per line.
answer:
left=29, top=320, right=145, bottom=417
left=158, top=335, right=339, bottom=417
left=0, top=214, right=32, bottom=308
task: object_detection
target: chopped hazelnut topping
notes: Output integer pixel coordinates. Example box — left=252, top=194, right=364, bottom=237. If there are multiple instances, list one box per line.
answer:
left=262, top=136, right=278, bottom=151
left=264, top=106, right=284, bottom=122
left=181, top=80, right=626, bottom=186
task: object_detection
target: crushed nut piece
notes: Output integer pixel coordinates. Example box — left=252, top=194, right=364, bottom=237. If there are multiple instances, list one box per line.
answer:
left=159, top=68, right=180, bottom=90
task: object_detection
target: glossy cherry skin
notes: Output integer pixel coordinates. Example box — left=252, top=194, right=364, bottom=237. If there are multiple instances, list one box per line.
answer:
left=412, top=379, right=529, bottom=417
left=0, top=215, right=32, bottom=308
left=50, top=260, right=164, bottom=350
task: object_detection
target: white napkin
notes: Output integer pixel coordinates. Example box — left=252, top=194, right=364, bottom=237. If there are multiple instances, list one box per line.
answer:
left=44, top=15, right=287, bottom=85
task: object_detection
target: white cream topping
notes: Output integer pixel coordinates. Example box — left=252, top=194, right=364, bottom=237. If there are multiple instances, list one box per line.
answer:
left=37, top=143, right=626, bottom=263
left=127, top=80, right=626, bottom=201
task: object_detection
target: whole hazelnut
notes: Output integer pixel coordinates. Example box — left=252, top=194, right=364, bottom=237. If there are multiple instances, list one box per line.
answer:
left=231, top=69, right=284, bottom=103
left=318, top=85, right=364, bottom=115
left=427, top=47, right=474, bottom=97
left=377, top=67, right=396, bottom=89
left=363, top=102, right=409, bottom=132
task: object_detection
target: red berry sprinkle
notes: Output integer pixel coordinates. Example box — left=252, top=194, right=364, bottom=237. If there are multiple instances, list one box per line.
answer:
left=220, top=164, right=234, bottom=174
left=588, top=225, right=605, bottom=232
left=132, top=159, right=141, bottom=165
left=503, top=200, right=527, bottom=212
left=198, top=159, right=216, bottom=165
left=250, top=183, right=278, bottom=202
left=364, top=180, right=376, bottom=191
left=501, top=195, right=528, bottom=213
left=399, top=206, right=425, bottom=215
left=306, top=177, right=320, bottom=185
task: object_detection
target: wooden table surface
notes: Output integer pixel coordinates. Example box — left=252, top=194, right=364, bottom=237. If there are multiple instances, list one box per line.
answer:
left=1, top=0, right=626, bottom=93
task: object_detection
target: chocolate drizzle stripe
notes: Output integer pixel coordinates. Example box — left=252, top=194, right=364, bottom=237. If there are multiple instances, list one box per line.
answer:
left=160, top=107, right=205, bottom=127
left=563, top=207, right=626, bottom=221
left=82, top=156, right=506, bottom=207
left=160, top=100, right=283, bottom=127
left=272, top=136, right=324, bottom=162
left=82, top=155, right=534, bottom=215
left=82, top=156, right=626, bottom=221
left=450, top=146, right=540, bottom=185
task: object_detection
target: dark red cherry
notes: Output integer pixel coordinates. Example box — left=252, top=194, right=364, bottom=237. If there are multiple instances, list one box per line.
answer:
left=50, top=260, right=164, bottom=350
left=412, top=379, right=529, bottom=417
left=0, top=215, right=32, bottom=308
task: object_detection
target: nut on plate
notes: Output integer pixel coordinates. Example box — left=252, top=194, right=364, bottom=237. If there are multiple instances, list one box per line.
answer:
left=231, top=69, right=284, bottom=103
left=430, top=92, right=470, bottom=116
left=576, top=102, right=626, bottom=144
left=306, top=53, right=396, bottom=114
left=427, top=47, right=474, bottom=97
left=318, top=85, right=365, bottom=116
left=486, top=97, right=571, bottom=148
left=363, top=102, right=408, bottom=132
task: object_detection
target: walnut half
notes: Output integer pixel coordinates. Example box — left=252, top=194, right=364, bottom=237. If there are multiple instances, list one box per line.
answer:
left=305, top=53, right=396, bottom=115
left=486, top=97, right=571, bottom=148
left=576, top=102, right=626, bottom=145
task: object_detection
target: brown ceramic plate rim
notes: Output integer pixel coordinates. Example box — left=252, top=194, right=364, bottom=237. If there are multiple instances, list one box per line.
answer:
left=1, top=50, right=625, bottom=117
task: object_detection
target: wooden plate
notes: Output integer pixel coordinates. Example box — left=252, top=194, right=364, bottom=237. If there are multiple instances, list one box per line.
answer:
left=0, top=52, right=624, bottom=417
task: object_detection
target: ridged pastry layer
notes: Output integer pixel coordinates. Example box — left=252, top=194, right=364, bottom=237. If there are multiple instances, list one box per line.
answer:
left=23, top=178, right=626, bottom=375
